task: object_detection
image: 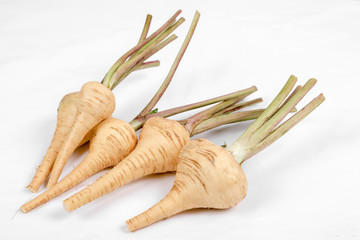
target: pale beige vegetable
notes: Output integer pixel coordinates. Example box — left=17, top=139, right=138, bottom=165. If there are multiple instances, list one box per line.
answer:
left=21, top=118, right=137, bottom=213
left=27, top=92, right=79, bottom=192
left=38, top=10, right=183, bottom=189
left=126, top=76, right=325, bottom=231
left=126, top=138, right=247, bottom=232
left=46, top=82, right=116, bottom=187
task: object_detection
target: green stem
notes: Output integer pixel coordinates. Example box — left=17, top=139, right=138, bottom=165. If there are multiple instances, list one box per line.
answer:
left=134, top=61, right=160, bottom=71
left=240, top=94, right=325, bottom=164
left=108, top=17, right=185, bottom=89
left=277, top=85, right=301, bottom=111
left=129, top=11, right=200, bottom=131
left=183, top=92, right=298, bottom=137
left=129, top=21, right=176, bottom=62
left=191, top=109, right=264, bottom=136
left=110, top=34, right=178, bottom=90
left=138, top=14, right=152, bottom=43
left=227, top=76, right=324, bottom=164
left=129, top=86, right=258, bottom=132
left=230, top=75, right=297, bottom=149
left=183, top=87, right=257, bottom=134
left=102, top=10, right=182, bottom=88
left=151, top=86, right=257, bottom=119
left=191, top=99, right=298, bottom=137
left=213, top=98, right=263, bottom=117
left=127, top=14, right=154, bottom=62
left=250, top=78, right=317, bottom=144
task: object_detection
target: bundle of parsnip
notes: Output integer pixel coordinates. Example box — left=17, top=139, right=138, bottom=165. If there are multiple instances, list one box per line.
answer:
left=26, top=10, right=186, bottom=192
left=21, top=10, right=325, bottom=233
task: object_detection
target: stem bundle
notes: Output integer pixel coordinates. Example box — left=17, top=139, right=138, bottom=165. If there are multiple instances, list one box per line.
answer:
left=228, top=75, right=325, bottom=164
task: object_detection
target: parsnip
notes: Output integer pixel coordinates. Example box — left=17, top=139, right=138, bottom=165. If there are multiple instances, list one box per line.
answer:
left=126, top=76, right=325, bottom=231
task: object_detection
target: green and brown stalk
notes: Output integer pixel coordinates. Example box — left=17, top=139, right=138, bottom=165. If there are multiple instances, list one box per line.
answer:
left=103, top=10, right=185, bottom=89
left=228, top=75, right=325, bottom=163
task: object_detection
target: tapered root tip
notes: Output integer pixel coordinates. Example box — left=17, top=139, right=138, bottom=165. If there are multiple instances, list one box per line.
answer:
left=63, top=201, right=71, bottom=212
left=20, top=205, right=28, bottom=214
left=26, top=185, right=37, bottom=193
left=126, top=219, right=140, bottom=232
left=126, top=214, right=154, bottom=232
left=126, top=219, right=148, bottom=232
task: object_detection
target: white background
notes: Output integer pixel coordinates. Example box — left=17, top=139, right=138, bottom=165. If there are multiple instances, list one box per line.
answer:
left=1, top=0, right=360, bottom=239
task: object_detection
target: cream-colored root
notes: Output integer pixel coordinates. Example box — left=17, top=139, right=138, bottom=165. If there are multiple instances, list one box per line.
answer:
left=126, top=188, right=188, bottom=232
left=126, top=138, right=248, bottom=231
left=63, top=117, right=190, bottom=212
left=21, top=118, right=137, bottom=213
left=47, top=82, right=115, bottom=187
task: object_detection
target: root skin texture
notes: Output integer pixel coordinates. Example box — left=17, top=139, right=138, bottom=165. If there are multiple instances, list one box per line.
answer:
left=126, top=138, right=247, bottom=231
left=27, top=92, right=79, bottom=192
left=47, top=82, right=115, bottom=187
left=63, top=117, right=190, bottom=212
left=21, top=118, right=137, bottom=213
